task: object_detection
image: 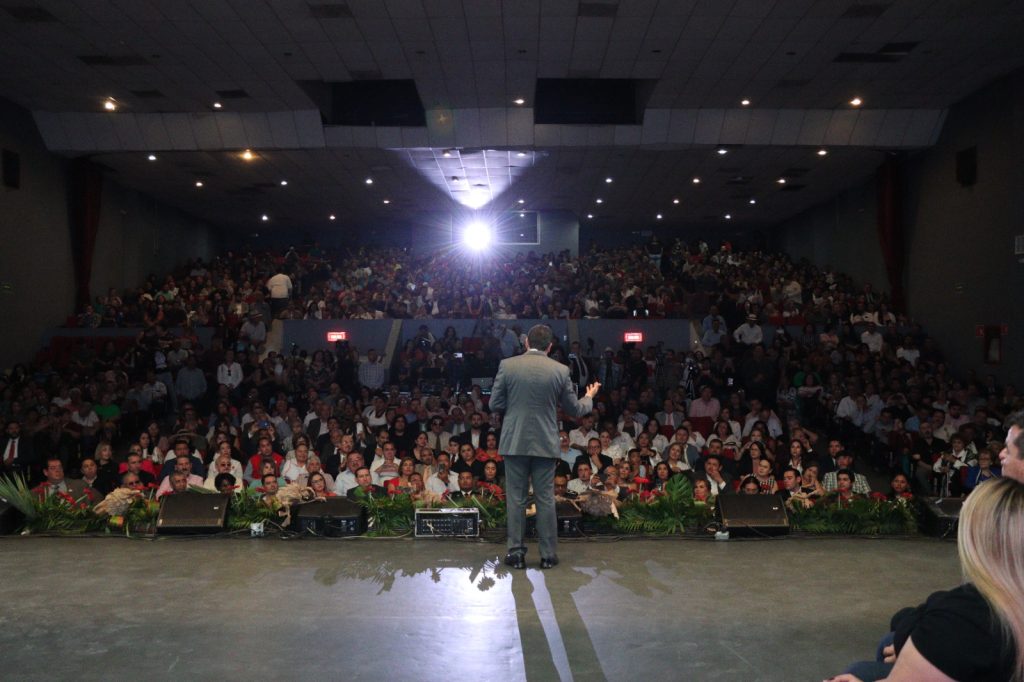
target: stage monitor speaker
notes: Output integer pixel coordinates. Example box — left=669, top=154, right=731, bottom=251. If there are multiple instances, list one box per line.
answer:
left=157, top=492, right=230, bottom=534
left=956, top=147, right=976, bottom=187
left=716, top=495, right=790, bottom=536
left=294, top=497, right=366, bottom=537
left=0, top=497, right=25, bottom=535
left=1, top=149, right=18, bottom=189
left=527, top=501, right=583, bottom=538
left=415, top=508, right=479, bottom=537
left=918, top=497, right=962, bottom=538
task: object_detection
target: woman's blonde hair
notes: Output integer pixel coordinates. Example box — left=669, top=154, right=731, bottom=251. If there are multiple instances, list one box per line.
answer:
left=959, top=478, right=1024, bottom=680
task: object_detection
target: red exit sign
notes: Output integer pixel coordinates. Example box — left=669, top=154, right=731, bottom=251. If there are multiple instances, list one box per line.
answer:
left=624, top=331, right=643, bottom=343
left=326, top=331, right=348, bottom=342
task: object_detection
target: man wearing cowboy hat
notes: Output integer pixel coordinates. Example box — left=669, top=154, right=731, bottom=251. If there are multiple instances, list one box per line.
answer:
left=733, top=313, right=764, bottom=346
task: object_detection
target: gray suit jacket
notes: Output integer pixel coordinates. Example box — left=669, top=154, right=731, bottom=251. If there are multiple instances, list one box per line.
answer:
left=489, top=350, right=593, bottom=459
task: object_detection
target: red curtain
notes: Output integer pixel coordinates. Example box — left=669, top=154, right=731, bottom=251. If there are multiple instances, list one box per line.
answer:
left=68, top=159, right=103, bottom=310
left=876, top=156, right=905, bottom=311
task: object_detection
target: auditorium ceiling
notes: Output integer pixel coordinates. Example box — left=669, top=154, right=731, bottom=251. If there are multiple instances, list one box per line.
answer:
left=1, top=0, right=1022, bottom=230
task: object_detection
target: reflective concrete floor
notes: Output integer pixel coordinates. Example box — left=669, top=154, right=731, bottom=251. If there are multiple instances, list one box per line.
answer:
left=0, top=536, right=959, bottom=681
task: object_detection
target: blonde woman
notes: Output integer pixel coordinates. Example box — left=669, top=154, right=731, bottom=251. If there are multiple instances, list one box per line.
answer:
left=829, top=478, right=1023, bottom=681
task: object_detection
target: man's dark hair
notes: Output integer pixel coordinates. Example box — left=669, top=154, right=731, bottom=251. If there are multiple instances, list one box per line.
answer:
left=1010, top=418, right=1024, bottom=458
left=527, top=324, right=553, bottom=351
left=261, top=473, right=277, bottom=484
left=173, top=439, right=191, bottom=450
left=214, top=473, right=236, bottom=489
left=835, top=467, right=854, bottom=480
left=781, top=466, right=801, bottom=479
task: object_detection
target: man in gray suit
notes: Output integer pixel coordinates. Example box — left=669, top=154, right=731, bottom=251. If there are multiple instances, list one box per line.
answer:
left=489, top=325, right=600, bottom=569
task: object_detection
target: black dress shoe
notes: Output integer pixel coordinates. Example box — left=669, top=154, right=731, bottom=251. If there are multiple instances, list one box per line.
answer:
left=504, top=552, right=526, bottom=569
left=539, top=557, right=559, bottom=569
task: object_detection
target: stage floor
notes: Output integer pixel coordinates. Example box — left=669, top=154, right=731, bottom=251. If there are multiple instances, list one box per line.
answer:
left=0, top=535, right=958, bottom=681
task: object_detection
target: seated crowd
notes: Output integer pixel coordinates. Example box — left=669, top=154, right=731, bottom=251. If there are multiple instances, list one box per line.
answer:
left=2, top=240, right=1022, bottom=516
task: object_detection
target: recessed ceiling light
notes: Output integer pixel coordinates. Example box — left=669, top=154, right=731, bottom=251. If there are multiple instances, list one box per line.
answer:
left=586, top=213, right=594, bottom=219
left=817, top=148, right=828, bottom=156
left=519, top=212, right=525, bottom=218
left=329, top=214, right=336, bottom=221
left=241, top=149, right=255, bottom=161
left=595, top=198, right=603, bottom=204
left=777, top=177, right=787, bottom=184
left=518, top=198, right=525, bottom=204
left=717, top=148, right=728, bottom=155
left=692, top=177, right=701, bottom=184
left=605, top=177, right=613, bottom=183
left=279, top=179, right=288, bottom=186
left=656, top=213, right=663, bottom=220
left=383, top=199, right=390, bottom=204
left=147, top=154, right=157, bottom=161
left=724, top=214, right=732, bottom=220
left=195, top=180, right=203, bottom=188
left=850, top=97, right=863, bottom=107
left=442, top=150, right=452, bottom=158
left=513, top=98, right=525, bottom=105
left=365, top=178, right=373, bottom=185
left=103, top=98, right=117, bottom=111
left=516, top=152, right=527, bottom=157
left=212, top=102, right=223, bottom=109
left=672, top=198, right=680, bottom=204
left=451, top=177, right=461, bottom=184
left=740, top=99, right=751, bottom=106
left=749, top=198, right=756, bottom=205
left=261, top=214, right=269, bottom=222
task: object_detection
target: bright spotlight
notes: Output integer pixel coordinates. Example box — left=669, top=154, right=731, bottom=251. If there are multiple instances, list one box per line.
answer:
left=462, top=221, right=492, bottom=251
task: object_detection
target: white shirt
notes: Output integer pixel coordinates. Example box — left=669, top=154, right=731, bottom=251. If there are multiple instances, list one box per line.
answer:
left=335, top=470, right=358, bottom=495
left=280, top=459, right=308, bottom=482
left=266, top=273, right=293, bottom=299
left=217, top=362, right=243, bottom=388
left=426, top=473, right=458, bottom=495
left=733, top=323, right=763, bottom=345
left=71, top=410, right=100, bottom=428
left=568, top=427, right=599, bottom=451
left=603, top=443, right=626, bottom=462
left=567, top=478, right=591, bottom=495
left=860, top=330, right=884, bottom=353
left=612, top=432, right=636, bottom=451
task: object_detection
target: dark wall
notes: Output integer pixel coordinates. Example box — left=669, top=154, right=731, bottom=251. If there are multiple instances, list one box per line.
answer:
left=770, top=181, right=888, bottom=292
left=771, top=71, right=1024, bottom=383
left=0, top=98, right=221, bottom=368
left=902, top=71, right=1024, bottom=383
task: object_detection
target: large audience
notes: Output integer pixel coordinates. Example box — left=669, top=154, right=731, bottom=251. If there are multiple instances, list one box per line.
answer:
left=2, top=239, right=1022, bottom=517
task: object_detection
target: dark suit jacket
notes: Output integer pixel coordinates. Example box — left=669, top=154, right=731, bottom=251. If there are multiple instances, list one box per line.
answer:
left=572, top=453, right=613, bottom=476
left=346, top=484, right=386, bottom=501
left=455, top=427, right=491, bottom=449
left=451, top=458, right=487, bottom=480
left=0, top=435, right=35, bottom=472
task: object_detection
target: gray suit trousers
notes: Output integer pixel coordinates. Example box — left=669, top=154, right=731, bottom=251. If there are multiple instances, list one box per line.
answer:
left=504, top=455, right=557, bottom=559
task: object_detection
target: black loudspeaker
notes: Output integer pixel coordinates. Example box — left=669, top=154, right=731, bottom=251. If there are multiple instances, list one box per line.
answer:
left=1, top=149, right=19, bottom=189
left=956, top=147, right=976, bottom=187
left=527, top=501, right=583, bottom=538
left=0, top=497, right=25, bottom=534
left=716, top=495, right=790, bottom=536
left=918, top=497, right=962, bottom=539
left=293, top=497, right=366, bottom=536
left=157, top=492, right=230, bottom=534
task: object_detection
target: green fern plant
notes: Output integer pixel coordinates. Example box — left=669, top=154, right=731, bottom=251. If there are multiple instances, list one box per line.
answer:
left=613, top=475, right=711, bottom=535
left=789, top=496, right=917, bottom=535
